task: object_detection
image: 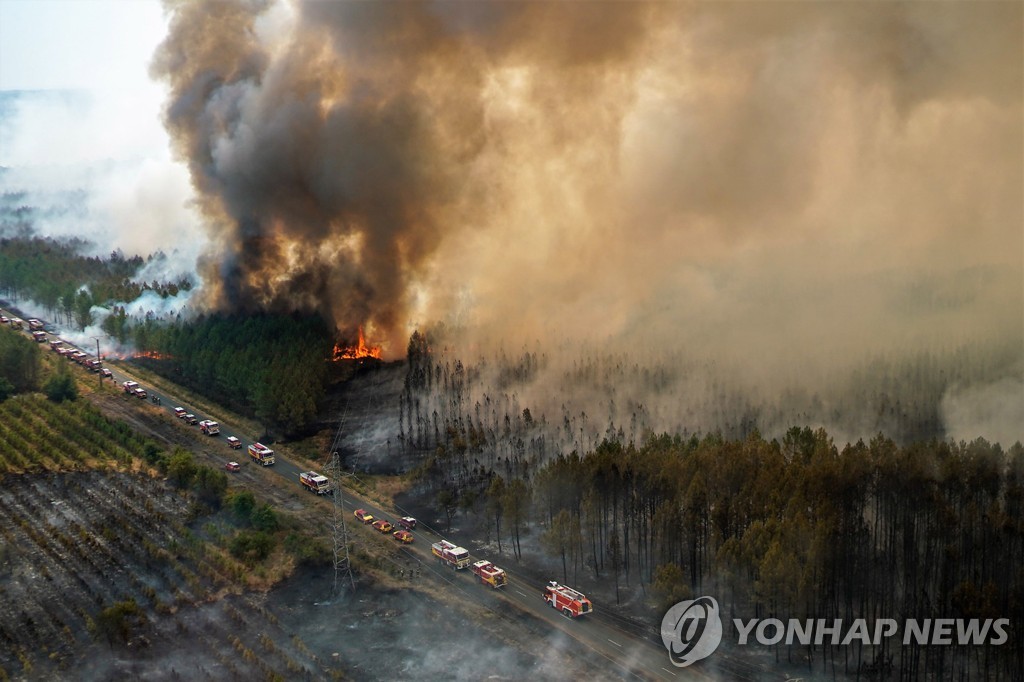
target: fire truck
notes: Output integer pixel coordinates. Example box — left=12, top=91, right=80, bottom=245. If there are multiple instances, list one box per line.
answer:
left=431, top=540, right=470, bottom=569
left=27, top=319, right=44, bottom=331
left=122, top=380, right=146, bottom=398
left=471, top=560, right=508, bottom=589
left=31, top=331, right=47, bottom=342
left=299, top=471, right=332, bottom=495
left=199, top=420, right=220, bottom=436
left=542, top=581, right=593, bottom=618
left=248, top=442, right=275, bottom=466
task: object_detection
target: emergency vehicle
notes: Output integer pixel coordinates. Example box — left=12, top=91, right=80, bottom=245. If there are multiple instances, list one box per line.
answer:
left=542, top=581, right=593, bottom=618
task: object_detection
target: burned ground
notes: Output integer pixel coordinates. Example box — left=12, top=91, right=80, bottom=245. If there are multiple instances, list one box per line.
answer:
left=0, top=470, right=614, bottom=681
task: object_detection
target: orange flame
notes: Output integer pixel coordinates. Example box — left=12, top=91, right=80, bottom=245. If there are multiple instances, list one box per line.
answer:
left=130, top=350, right=175, bottom=361
left=333, top=327, right=382, bottom=361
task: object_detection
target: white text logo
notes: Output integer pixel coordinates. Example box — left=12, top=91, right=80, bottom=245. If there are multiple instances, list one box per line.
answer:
left=661, top=597, right=723, bottom=667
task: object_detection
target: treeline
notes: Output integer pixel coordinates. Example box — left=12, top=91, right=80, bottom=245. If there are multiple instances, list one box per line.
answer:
left=0, top=325, right=41, bottom=399
left=0, top=326, right=79, bottom=403
left=0, top=235, right=192, bottom=329
left=420, top=428, right=1023, bottom=679
left=137, top=313, right=335, bottom=435
left=399, top=335, right=1021, bottom=465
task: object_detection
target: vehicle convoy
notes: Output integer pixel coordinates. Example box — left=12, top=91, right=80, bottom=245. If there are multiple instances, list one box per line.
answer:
left=543, top=581, right=593, bottom=618
left=471, top=560, right=508, bottom=589
left=248, top=442, right=275, bottom=466
left=199, top=420, right=220, bottom=436
left=299, top=471, right=332, bottom=495
left=431, top=540, right=471, bottom=569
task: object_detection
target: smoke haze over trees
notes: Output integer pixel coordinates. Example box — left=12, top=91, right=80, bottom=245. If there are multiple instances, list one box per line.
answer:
left=152, top=0, right=1022, bottom=444
left=2, top=3, right=1020, bottom=445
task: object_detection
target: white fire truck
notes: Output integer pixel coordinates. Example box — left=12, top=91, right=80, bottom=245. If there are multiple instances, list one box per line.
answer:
left=542, top=581, right=593, bottom=618
left=431, top=540, right=470, bottom=569
left=299, top=471, right=332, bottom=495
left=471, top=560, right=508, bottom=589
left=199, top=420, right=220, bottom=436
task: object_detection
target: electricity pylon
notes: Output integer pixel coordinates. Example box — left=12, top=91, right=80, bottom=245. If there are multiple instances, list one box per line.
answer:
left=327, top=412, right=356, bottom=595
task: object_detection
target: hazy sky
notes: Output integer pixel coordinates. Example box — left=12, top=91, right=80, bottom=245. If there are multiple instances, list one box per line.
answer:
left=0, top=0, right=165, bottom=92
left=0, top=0, right=199, bottom=267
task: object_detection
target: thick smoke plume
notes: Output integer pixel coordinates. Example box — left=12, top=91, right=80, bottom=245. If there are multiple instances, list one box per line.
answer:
left=154, top=1, right=1021, bottom=438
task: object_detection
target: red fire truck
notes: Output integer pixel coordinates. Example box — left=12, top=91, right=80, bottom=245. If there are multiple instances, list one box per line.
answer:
left=542, top=581, right=593, bottom=618
left=471, top=560, right=507, bottom=589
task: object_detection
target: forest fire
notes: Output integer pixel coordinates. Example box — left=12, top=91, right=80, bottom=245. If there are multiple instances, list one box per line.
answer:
left=129, top=350, right=175, bottom=361
left=333, top=328, right=382, bottom=361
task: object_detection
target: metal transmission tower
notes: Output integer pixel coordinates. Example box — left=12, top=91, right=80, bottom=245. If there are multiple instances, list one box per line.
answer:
left=326, top=413, right=356, bottom=595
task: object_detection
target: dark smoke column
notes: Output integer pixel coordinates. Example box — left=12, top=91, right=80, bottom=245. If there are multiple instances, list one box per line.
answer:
left=151, top=0, right=481, bottom=353
left=150, top=0, right=665, bottom=355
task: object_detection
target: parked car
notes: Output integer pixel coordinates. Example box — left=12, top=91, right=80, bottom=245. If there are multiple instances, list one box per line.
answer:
left=353, top=509, right=374, bottom=524
left=225, top=461, right=241, bottom=472
left=393, top=530, right=414, bottom=544
left=226, top=436, right=242, bottom=449
left=372, top=519, right=393, bottom=534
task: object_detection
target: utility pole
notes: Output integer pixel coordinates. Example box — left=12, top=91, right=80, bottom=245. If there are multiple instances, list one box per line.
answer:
left=90, top=336, right=103, bottom=388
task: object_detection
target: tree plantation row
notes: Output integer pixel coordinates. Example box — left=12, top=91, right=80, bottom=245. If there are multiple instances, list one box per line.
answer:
left=0, top=393, right=336, bottom=678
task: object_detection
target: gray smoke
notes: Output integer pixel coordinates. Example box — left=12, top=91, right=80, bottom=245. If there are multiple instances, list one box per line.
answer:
left=153, top=1, right=1021, bottom=442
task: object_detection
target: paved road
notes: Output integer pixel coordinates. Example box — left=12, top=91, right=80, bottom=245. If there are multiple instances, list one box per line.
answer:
left=1, top=307, right=761, bottom=681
